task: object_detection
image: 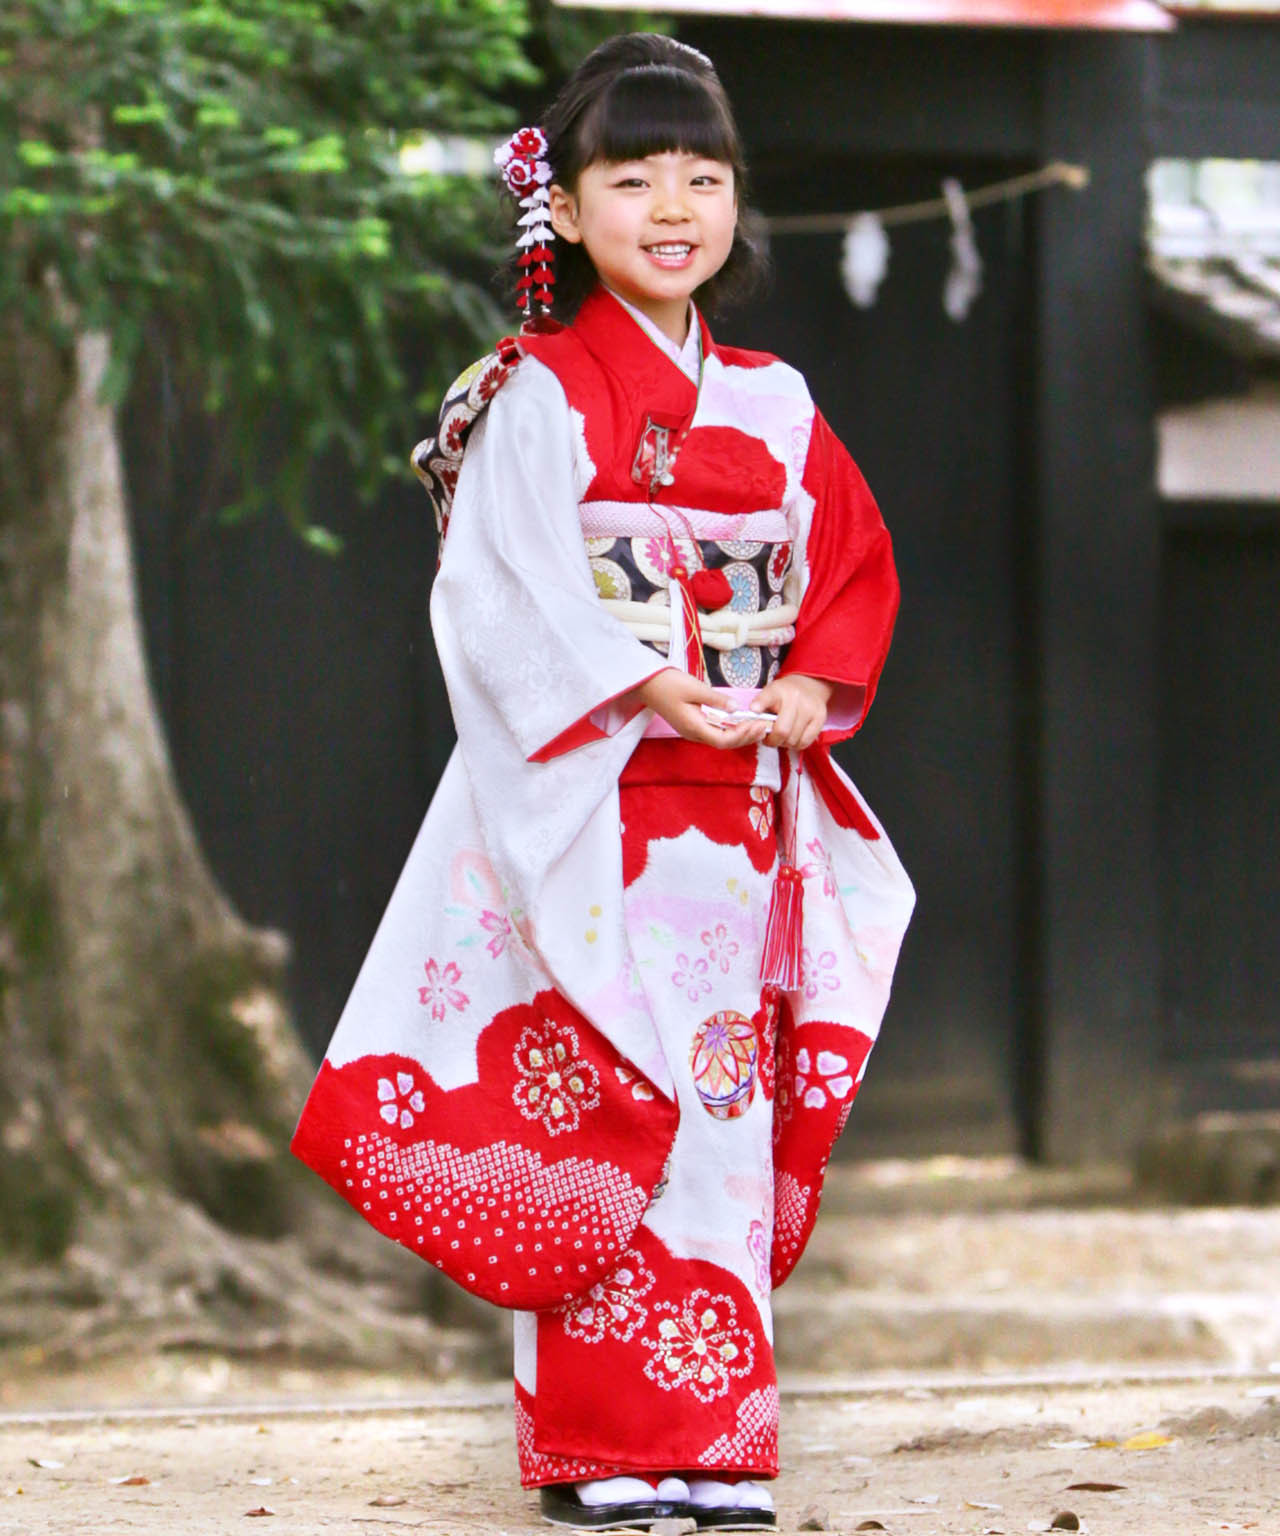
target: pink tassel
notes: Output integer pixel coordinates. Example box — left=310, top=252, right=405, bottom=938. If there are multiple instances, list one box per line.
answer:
left=760, top=863, right=804, bottom=990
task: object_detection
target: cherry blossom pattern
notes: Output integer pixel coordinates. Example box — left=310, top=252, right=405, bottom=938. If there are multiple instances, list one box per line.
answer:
left=800, top=948, right=840, bottom=1001
left=748, top=787, right=774, bottom=840
left=377, top=1072, right=425, bottom=1130
left=478, top=909, right=512, bottom=958
left=700, top=922, right=740, bottom=976
left=615, top=1064, right=656, bottom=1102
left=418, top=957, right=469, bottom=1020
left=803, top=837, right=839, bottom=900
left=672, top=952, right=712, bottom=1002
left=512, top=1019, right=601, bottom=1136
left=794, top=1046, right=855, bottom=1110
left=642, top=1289, right=754, bottom=1404
left=562, top=1248, right=657, bottom=1345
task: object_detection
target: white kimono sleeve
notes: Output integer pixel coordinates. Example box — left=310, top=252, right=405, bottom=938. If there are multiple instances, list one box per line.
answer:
left=430, top=356, right=665, bottom=763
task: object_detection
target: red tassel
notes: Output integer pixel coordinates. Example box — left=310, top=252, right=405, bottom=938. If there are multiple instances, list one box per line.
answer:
left=760, top=863, right=804, bottom=990
left=669, top=562, right=709, bottom=683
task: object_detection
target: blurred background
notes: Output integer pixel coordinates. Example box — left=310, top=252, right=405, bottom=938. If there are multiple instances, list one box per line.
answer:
left=1, top=0, right=1277, bottom=1405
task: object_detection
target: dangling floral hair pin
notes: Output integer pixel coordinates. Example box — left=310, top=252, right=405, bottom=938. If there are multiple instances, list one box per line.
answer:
left=494, top=126, right=555, bottom=317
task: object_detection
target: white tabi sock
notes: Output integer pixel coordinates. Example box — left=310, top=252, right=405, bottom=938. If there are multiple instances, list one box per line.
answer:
left=687, top=1479, right=740, bottom=1509
left=575, top=1477, right=661, bottom=1508
left=734, top=1482, right=775, bottom=1512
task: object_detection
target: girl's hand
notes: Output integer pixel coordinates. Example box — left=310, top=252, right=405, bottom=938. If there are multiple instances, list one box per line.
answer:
left=637, top=669, right=773, bottom=750
left=751, top=674, right=833, bottom=751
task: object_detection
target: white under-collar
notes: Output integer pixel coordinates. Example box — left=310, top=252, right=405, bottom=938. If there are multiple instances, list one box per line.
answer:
left=603, top=287, right=701, bottom=385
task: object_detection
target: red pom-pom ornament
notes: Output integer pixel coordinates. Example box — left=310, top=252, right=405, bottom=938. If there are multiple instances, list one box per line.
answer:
left=689, top=566, right=734, bottom=611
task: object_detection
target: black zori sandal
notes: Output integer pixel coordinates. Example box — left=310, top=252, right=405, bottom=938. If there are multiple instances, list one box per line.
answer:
left=691, top=1508, right=777, bottom=1531
left=686, top=1479, right=777, bottom=1531
left=539, top=1483, right=682, bottom=1529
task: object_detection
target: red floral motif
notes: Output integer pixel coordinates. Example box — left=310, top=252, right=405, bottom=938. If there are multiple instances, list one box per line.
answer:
left=561, top=1248, right=656, bottom=1345
left=748, top=787, right=774, bottom=840
left=642, top=1288, right=754, bottom=1404
left=512, top=1018, right=601, bottom=1136
left=376, top=1071, right=425, bottom=1130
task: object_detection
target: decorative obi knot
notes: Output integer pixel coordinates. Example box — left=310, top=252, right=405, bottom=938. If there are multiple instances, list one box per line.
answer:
left=586, top=534, right=796, bottom=692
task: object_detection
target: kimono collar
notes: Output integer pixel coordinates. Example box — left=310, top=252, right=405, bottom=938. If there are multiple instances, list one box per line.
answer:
left=601, top=286, right=702, bottom=385
left=567, top=284, right=714, bottom=423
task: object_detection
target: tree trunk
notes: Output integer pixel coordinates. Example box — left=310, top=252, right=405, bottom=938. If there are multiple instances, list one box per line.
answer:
left=0, top=295, right=495, bottom=1372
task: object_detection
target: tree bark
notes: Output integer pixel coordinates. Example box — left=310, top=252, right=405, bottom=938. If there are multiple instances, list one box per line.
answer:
left=0, top=295, right=495, bottom=1372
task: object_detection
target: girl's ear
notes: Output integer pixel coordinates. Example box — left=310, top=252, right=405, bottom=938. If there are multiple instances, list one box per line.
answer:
left=548, top=183, right=584, bottom=244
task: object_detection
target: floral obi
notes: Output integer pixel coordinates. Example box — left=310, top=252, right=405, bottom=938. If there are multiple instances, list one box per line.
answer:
left=581, top=505, right=798, bottom=692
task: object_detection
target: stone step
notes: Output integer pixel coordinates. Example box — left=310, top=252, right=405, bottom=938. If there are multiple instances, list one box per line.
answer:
left=772, top=1285, right=1279, bottom=1374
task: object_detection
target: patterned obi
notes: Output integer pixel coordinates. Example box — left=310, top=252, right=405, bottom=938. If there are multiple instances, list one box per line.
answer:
left=581, top=504, right=798, bottom=692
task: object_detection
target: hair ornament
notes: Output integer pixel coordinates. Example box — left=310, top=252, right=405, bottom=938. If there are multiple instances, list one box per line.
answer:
left=494, top=125, right=556, bottom=316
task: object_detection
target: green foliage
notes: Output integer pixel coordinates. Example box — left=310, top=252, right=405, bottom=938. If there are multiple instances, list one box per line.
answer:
left=0, top=0, right=537, bottom=526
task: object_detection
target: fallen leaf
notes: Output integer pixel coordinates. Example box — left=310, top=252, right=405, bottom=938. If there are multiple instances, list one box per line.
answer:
left=1066, top=1482, right=1124, bottom=1492
left=1121, top=1431, right=1173, bottom=1451
left=245, top=1508, right=276, bottom=1518
left=109, top=1474, right=150, bottom=1486
left=966, top=1500, right=1004, bottom=1511
left=369, top=1494, right=407, bottom=1508
left=27, top=1459, right=64, bottom=1470
left=855, top=1524, right=885, bottom=1532
left=1049, top=1513, right=1080, bottom=1531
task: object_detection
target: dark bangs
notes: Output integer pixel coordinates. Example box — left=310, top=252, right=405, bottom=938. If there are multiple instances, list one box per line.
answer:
left=498, top=33, right=771, bottom=322
left=571, top=66, right=743, bottom=180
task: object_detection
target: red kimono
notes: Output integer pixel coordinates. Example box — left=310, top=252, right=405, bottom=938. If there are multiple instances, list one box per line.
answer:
left=293, top=285, right=914, bottom=1483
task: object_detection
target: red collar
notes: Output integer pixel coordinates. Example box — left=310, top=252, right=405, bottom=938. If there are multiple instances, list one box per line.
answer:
left=565, top=285, right=714, bottom=424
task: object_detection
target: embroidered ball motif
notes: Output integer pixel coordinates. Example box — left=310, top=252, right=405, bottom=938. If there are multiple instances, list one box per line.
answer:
left=689, top=1010, right=759, bottom=1120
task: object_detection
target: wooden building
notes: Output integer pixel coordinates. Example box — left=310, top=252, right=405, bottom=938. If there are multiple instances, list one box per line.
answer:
left=125, top=1, right=1280, bottom=1163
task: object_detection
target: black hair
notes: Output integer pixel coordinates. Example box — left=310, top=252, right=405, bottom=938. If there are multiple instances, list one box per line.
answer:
left=500, top=33, right=770, bottom=321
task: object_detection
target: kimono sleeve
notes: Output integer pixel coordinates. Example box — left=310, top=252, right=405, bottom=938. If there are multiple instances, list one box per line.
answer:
left=430, top=357, right=666, bottom=763
left=780, top=409, right=899, bottom=743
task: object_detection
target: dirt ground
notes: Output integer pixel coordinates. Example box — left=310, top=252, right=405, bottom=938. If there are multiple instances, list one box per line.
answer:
left=2, top=1371, right=1277, bottom=1536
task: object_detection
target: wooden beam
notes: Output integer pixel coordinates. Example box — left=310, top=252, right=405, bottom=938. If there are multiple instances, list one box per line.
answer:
left=1029, top=35, right=1164, bottom=1160
left=556, top=0, right=1176, bottom=28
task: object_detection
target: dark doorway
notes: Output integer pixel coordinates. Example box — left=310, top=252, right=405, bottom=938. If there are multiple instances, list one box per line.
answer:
left=717, top=155, right=1035, bottom=1155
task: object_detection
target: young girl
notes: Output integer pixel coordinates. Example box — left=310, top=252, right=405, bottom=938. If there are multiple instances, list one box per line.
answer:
left=293, top=31, right=914, bottom=1531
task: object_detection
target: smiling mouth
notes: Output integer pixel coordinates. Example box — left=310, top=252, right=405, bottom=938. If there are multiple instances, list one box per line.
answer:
left=644, top=242, right=695, bottom=262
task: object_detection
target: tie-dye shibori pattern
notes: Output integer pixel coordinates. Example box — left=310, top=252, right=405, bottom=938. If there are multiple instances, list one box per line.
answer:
left=291, top=283, right=914, bottom=1480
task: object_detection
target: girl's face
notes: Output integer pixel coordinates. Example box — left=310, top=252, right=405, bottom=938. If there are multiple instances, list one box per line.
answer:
left=548, top=151, right=737, bottom=344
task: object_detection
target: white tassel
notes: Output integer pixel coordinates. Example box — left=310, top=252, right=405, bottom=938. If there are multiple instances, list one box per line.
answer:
left=841, top=213, right=890, bottom=309
left=942, top=177, right=983, bottom=322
